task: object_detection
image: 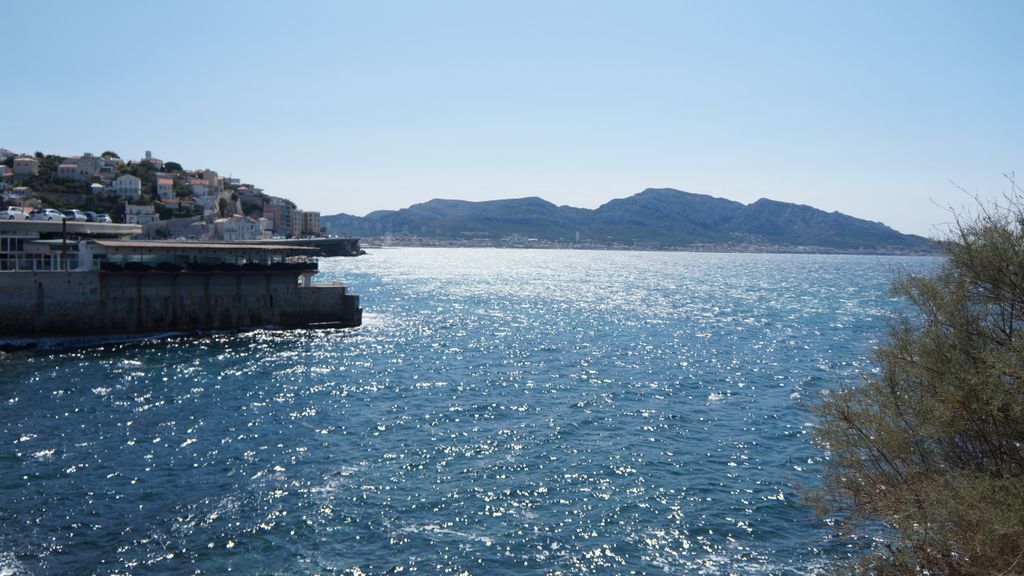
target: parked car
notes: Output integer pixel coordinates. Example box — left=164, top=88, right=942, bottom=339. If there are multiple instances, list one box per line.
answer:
left=95, top=213, right=112, bottom=223
left=83, top=211, right=99, bottom=222
left=2, top=207, right=28, bottom=220
left=29, top=208, right=65, bottom=221
left=63, top=209, right=88, bottom=222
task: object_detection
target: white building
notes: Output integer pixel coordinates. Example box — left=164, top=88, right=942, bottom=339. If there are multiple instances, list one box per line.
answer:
left=5, top=187, right=38, bottom=208
left=196, top=195, right=218, bottom=216
left=56, top=164, right=82, bottom=181
left=125, top=204, right=158, bottom=225
left=213, top=215, right=264, bottom=241
left=12, top=157, right=39, bottom=177
left=99, top=164, right=117, bottom=181
left=90, top=183, right=105, bottom=195
left=67, top=153, right=102, bottom=178
left=156, top=178, right=174, bottom=200
left=113, top=174, right=142, bottom=198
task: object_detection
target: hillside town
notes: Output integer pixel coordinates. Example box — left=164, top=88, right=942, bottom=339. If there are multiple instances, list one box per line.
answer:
left=0, top=147, right=321, bottom=241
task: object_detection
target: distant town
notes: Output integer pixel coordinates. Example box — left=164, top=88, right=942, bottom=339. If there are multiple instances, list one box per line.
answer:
left=0, top=147, right=322, bottom=241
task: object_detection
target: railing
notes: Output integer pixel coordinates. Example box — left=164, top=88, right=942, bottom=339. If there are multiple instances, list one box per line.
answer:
left=0, top=254, right=81, bottom=272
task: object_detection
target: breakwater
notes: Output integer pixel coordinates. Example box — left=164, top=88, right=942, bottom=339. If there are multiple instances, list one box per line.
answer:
left=0, top=269, right=360, bottom=340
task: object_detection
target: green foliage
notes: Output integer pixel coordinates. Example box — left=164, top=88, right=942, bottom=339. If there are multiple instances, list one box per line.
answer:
left=218, top=197, right=229, bottom=218
left=815, top=187, right=1024, bottom=574
left=39, top=155, right=62, bottom=175
left=154, top=202, right=202, bottom=221
left=164, top=161, right=183, bottom=172
left=101, top=151, right=119, bottom=159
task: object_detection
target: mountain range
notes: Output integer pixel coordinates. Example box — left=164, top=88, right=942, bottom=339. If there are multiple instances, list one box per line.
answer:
left=322, top=188, right=934, bottom=253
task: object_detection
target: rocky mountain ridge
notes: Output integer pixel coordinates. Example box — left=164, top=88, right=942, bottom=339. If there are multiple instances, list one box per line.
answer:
left=323, top=188, right=934, bottom=253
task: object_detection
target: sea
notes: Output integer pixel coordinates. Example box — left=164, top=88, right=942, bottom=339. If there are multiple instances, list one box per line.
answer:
left=0, top=248, right=940, bottom=575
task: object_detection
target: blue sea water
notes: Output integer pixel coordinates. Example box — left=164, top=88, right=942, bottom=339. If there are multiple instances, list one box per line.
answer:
left=0, top=248, right=940, bottom=575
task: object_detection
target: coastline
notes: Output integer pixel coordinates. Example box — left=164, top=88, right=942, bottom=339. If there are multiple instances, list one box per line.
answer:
left=359, top=235, right=942, bottom=257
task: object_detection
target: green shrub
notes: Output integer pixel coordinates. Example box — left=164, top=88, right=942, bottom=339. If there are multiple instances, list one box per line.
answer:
left=815, top=186, right=1024, bottom=575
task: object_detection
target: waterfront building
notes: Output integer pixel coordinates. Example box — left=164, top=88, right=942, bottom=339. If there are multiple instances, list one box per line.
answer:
left=292, top=209, right=304, bottom=238
left=299, top=210, right=314, bottom=237
left=0, top=220, right=139, bottom=271
left=263, top=199, right=293, bottom=237
left=0, top=220, right=361, bottom=339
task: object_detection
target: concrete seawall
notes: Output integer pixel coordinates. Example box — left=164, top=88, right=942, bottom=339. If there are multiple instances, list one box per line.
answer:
left=0, top=271, right=361, bottom=338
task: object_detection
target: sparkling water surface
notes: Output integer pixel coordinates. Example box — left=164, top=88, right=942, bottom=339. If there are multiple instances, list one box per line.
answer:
left=0, top=248, right=940, bottom=575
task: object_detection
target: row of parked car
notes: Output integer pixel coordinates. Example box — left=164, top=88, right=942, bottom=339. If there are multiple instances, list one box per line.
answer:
left=3, top=207, right=113, bottom=223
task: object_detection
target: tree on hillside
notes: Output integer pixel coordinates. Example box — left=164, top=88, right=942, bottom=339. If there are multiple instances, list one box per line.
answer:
left=815, top=183, right=1024, bottom=574
left=101, top=151, right=119, bottom=159
left=164, top=161, right=183, bottom=172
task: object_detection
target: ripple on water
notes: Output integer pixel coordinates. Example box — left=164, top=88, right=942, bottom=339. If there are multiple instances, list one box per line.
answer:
left=0, top=249, right=939, bottom=574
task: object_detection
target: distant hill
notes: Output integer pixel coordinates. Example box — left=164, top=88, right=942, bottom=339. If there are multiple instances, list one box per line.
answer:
left=322, top=188, right=934, bottom=253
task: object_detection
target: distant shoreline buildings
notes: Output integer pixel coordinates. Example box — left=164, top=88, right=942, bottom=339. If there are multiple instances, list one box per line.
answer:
left=0, top=219, right=362, bottom=345
left=0, top=147, right=323, bottom=242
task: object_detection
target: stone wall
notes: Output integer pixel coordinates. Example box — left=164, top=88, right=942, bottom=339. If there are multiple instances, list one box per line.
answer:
left=0, top=271, right=360, bottom=337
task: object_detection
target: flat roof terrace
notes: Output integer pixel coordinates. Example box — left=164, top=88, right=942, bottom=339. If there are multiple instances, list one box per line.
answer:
left=0, top=220, right=142, bottom=239
left=91, top=240, right=317, bottom=260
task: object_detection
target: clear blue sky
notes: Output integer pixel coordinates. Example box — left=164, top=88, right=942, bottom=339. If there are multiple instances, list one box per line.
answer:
left=5, top=1, right=1023, bottom=236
